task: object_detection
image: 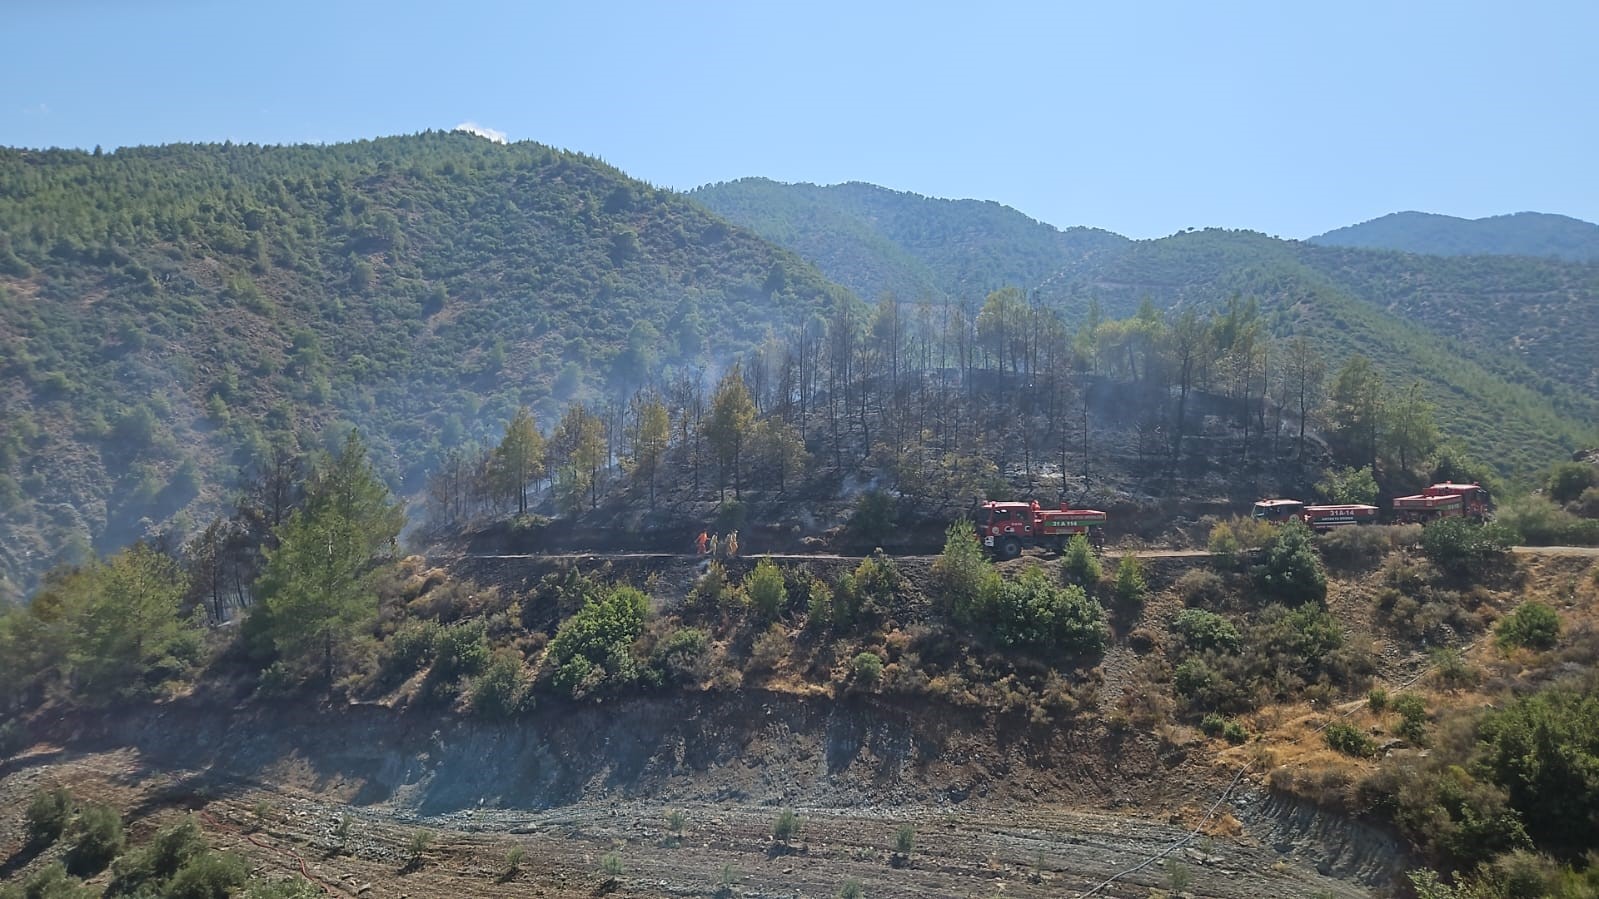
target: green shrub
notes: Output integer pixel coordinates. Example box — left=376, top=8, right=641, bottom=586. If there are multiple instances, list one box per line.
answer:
left=894, top=824, right=914, bottom=854
left=381, top=620, right=441, bottom=682
left=1317, top=465, right=1379, bottom=505
left=1368, top=686, right=1389, bottom=713
left=1317, top=525, right=1399, bottom=570
left=1476, top=687, right=1599, bottom=856
left=469, top=649, right=530, bottom=717
left=1174, top=568, right=1227, bottom=607
left=1059, top=534, right=1101, bottom=586
left=650, top=627, right=711, bottom=685
left=1547, top=462, right=1599, bottom=505
left=1222, top=719, right=1249, bottom=744
left=1324, top=721, right=1376, bottom=758
left=111, top=816, right=207, bottom=892
left=1112, top=555, right=1147, bottom=609
left=1420, top=519, right=1514, bottom=574
left=547, top=586, right=649, bottom=698
left=1496, top=602, right=1561, bottom=652
left=931, top=520, right=995, bottom=617
left=744, top=557, right=786, bottom=620
left=847, top=490, right=896, bottom=546
left=164, top=850, right=247, bottom=899
left=1172, top=609, right=1241, bottom=654
left=1393, top=693, right=1428, bottom=744
left=837, top=880, right=864, bottom=899
left=973, top=565, right=1108, bottom=659
left=429, top=620, right=490, bottom=684
left=7, top=863, right=92, bottom=899
left=771, top=809, right=801, bottom=844
left=851, top=652, right=884, bottom=686
left=1253, top=520, right=1326, bottom=604
left=25, top=787, right=73, bottom=847
left=65, top=802, right=124, bottom=876
left=1200, top=712, right=1226, bottom=737
left=600, top=852, right=624, bottom=876
left=1207, top=521, right=1241, bottom=568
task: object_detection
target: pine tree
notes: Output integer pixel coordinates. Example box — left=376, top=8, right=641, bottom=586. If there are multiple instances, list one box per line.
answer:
left=494, top=406, right=546, bottom=515
left=704, top=365, right=756, bottom=500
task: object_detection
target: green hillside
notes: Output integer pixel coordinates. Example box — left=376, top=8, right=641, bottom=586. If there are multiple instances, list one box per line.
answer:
left=1309, top=211, right=1599, bottom=261
left=0, top=133, right=851, bottom=599
left=688, top=181, right=1597, bottom=475
left=690, top=178, right=1128, bottom=301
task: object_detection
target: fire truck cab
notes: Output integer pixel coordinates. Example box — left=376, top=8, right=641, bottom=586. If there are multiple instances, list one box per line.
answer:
left=1393, top=483, right=1492, bottom=523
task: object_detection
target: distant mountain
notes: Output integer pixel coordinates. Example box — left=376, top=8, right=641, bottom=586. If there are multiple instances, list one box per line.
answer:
left=0, top=134, right=852, bottom=599
left=1309, top=211, right=1599, bottom=261
left=690, top=178, right=1128, bottom=302
left=692, top=181, right=1599, bottom=477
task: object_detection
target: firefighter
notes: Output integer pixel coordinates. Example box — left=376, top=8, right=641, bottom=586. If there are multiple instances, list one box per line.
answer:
left=726, top=530, right=739, bottom=558
left=695, top=530, right=709, bottom=555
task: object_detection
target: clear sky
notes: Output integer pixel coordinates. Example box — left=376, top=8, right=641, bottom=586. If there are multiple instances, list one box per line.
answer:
left=4, top=0, right=1594, bottom=239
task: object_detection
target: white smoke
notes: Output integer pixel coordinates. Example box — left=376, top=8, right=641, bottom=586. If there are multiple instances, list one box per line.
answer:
left=453, top=121, right=508, bottom=144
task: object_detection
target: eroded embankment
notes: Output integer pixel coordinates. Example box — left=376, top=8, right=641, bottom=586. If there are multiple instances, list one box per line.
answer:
left=21, top=690, right=1404, bottom=896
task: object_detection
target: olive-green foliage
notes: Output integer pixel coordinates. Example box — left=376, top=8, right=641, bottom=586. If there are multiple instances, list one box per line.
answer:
left=1392, top=693, right=1429, bottom=745
left=771, top=809, right=801, bottom=844
left=254, top=431, right=403, bottom=682
left=1419, top=519, right=1515, bottom=575
left=1174, top=568, right=1228, bottom=608
left=744, top=558, right=786, bottom=621
left=1173, top=604, right=1368, bottom=714
left=379, top=620, right=442, bottom=684
left=1495, top=602, right=1561, bottom=652
left=649, top=627, right=711, bottom=685
left=468, top=649, right=530, bottom=717
left=1059, top=534, right=1101, bottom=587
left=832, top=551, right=902, bottom=632
left=1199, top=713, right=1249, bottom=745
left=1317, top=465, right=1379, bottom=505
left=547, top=585, right=649, bottom=698
left=1475, top=687, right=1599, bottom=857
left=1547, top=462, right=1599, bottom=505
left=1495, top=495, right=1599, bottom=547
left=1112, top=555, right=1147, bottom=609
left=1253, top=520, right=1327, bottom=604
left=837, top=880, right=864, bottom=899
left=687, top=562, right=732, bottom=613
left=427, top=619, right=490, bottom=687
left=850, top=652, right=884, bottom=686
left=600, top=852, right=624, bottom=877
left=847, top=490, right=897, bottom=547
left=930, top=520, right=994, bottom=617
left=26, top=788, right=74, bottom=847
left=963, top=564, right=1108, bottom=660
left=1207, top=521, right=1241, bottom=569
left=1324, top=721, right=1376, bottom=758
left=894, top=824, right=915, bottom=854
left=0, top=863, right=94, bottom=899
left=65, top=802, right=125, bottom=876
left=109, top=816, right=247, bottom=899
left=0, top=543, right=202, bottom=708
left=1171, top=609, right=1241, bottom=654
left=1318, top=525, right=1413, bottom=570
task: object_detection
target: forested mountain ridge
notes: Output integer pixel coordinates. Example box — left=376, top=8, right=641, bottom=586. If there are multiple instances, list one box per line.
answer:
left=0, top=133, right=852, bottom=600
left=1310, top=210, right=1599, bottom=261
left=690, top=178, right=1129, bottom=302
left=691, top=179, right=1598, bottom=474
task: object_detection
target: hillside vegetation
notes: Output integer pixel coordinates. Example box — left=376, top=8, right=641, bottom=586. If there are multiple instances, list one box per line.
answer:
left=0, top=133, right=850, bottom=599
left=1310, top=210, right=1599, bottom=261
left=692, top=180, right=1599, bottom=472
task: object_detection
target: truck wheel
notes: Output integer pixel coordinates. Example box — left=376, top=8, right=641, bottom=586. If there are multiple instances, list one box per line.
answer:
left=999, top=537, right=1021, bottom=560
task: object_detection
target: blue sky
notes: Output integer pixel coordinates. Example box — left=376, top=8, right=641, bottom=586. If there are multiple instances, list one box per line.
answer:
left=3, top=0, right=1594, bottom=239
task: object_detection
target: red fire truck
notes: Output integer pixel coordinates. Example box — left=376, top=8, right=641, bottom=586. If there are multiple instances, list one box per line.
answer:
left=1251, top=499, right=1380, bottom=531
left=1392, top=483, right=1492, bottom=523
left=977, top=500, right=1107, bottom=559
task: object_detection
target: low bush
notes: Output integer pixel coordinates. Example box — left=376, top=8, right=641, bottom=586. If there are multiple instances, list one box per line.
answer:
left=25, top=787, right=73, bottom=847
left=1207, top=521, right=1241, bottom=568
left=1171, top=609, right=1241, bottom=654
left=468, top=649, right=531, bottom=717
left=1112, top=555, right=1147, bottom=610
left=851, top=651, right=884, bottom=687
left=1174, top=568, right=1227, bottom=608
left=1317, top=525, right=1406, bottom=570
left=744, top=558, right=787, bottom=620
left=1496, top=602, right=1562, bottom=652
left=771, top=809, right=801, bottom=844
left=650, top=627, right=711, bottom=685
left=65, top=802, right=124, bottom=876
left=1253, top=520, right=1326, bottom=604
left=1324, top=721, right=1376, bottom=758
left=1420, top=519, right=1515, bottom=575
left=1060, top=535, right=1101, bottom=587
